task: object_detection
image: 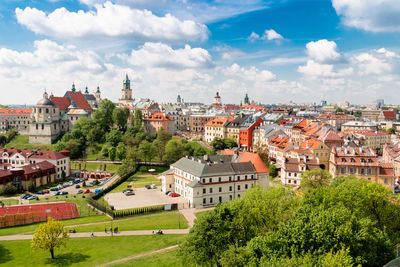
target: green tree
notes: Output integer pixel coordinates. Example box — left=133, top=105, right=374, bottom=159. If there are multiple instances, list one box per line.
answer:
left=164, top=139, right=186, bottom=163
left=105, top=129, right=123, bottom=147
left=151, top=139, right=165, bottom=161
left=112, top=107, right=130, bottom=130
left=210, top=137, right=226, bottom=150
left=156, top=127, right=172, bottom=144
left=139, top=140, right=153, bottom=163
left=388, top=127, right=396, bottom=134
left=27, top=182, right=36, bottom=193
left=31, top=217, right=69, bottom=259
left=101, top=143, right=112, bottom=157
left=93, top=99, right=116, bottom=131
left=116, top=142, right=126, bottom=160
left=269, top=164, right=277, bottom=178
left=223, top=137, right=238, bottom=148
left=0, top=134, right=6, bottom=145
left=133, top=109, right=143, bottom=129
left=108, top=146, right=116, bottom=161
left=65, top=139, right=83, bottom=159
left=300, top=168, right=332, bottom=190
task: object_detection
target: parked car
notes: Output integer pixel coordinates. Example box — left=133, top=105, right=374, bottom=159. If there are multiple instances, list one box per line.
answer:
left=165, top=191, right=171, bottom=195
left=21, top=194, right=31, bottom=199
left=68, top=181, right=74, bottom=186
left=170, top=193, right=180, bottom=197
left=94, top=189, right=102, bottom=194
left=61, top=191, right=69, bottom=195
left=167, top=192, right=173, bottom=196
left=123, top=189, right=133, bottom=193
left=57, top=185, right=63, bottom=190
left=125, top=191, right=135, bottom=196
left=27, top=195, right=38, bottom=200
left=36, top=191, right=44, bottom=195
left=77, top=190, right=84, bottom=194
left=50, top=187, right=58, bottom=191
left=75, top=184, right=81, bottom=189
left=395, top=187, right=400, bottom=194
left=151, top=184, right=157, bottom=189
left=74, top=179, right=80, bottom=184
left=83, top=189, right=91, bottom=194
left=145, top=185, right=151, bottom=189
left=43, top=189, right=50, bottom=194
left=53, top=192, right=61, bottom=196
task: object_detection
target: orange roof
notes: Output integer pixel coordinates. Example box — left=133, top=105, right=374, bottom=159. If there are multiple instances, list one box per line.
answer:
left=239, top=152, right=269, bottom=173
left=205, top=118, right=229, bottom=127
left=144, top=112, right=174, bottom=121
left=290, top=148, right=313, bottom=154
left=300, top=139, right=324, bottom=150
left=0, top=108, right=32, bottom=116
left=218, top=149, right=236, bottom=155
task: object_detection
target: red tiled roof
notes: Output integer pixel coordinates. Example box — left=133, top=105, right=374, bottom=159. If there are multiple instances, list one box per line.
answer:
left=239, top=152, right=270, bottom=173
left=0, top=108, right=32, bottom=116
left=20, top=161, right=55, bottom=175
left=50, top=96, right=71, bottom=110
left=379, top=163, right=394, bottom=177
left=144, top=112, right=174, bottom=121
left=66, top=91, right=92, bottom=111
left=383, top=111, right=396, bottom=120
left=29, top=150, right=68, bottom=160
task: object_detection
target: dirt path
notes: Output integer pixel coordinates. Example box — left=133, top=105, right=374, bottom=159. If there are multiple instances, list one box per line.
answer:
left=97, top=245, right=179, bottom=266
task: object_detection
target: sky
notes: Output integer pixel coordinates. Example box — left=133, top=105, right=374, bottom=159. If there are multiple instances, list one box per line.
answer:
left=0, top=0, right=399, bottom=105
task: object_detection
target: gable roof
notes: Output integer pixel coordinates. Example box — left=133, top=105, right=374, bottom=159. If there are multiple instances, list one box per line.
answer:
left=65, top=91, right=92, bottom=111
left=238, top=152, right=269, bottom=173
left=50, top=96, right=71, bottom=110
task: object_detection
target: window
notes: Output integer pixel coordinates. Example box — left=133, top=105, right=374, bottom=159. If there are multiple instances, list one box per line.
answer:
left=238, top=194, right=241, bottom=198
left=361, top=168, right=365, bottom=175
left=219, top=187, right=222, bottom=192
left=367, top=168, right=372, bottom=175
left=218, top=177, right=221, bottom=182
left=245, top=184, right=248, bottom=189
left=350, top=158, right=355, bottom=163
left=229, top=186, right=232, bottom=191
left=202, top=179, right=205, bottom=183
left=349, top=168, right=354, bottom=174
left=209, top=178, right=212, bottom=183
left=251, top=175, right=254, bottom=179
left=219, top=196, right=222, bottom=203
left=229, top=195, right=232, bottom=200
left=203, top=188, right=206, bottom=194
left=288, top=179, right=291, bottom=183
left=210, top=197, right=213, bottom=203
left=288, top=172, right=291, bottom=177
left=245, top=175, right=247, bottom=179
left=203, top=198, right=206, bottom=204
left=341, top=167, right=345, bottom=174
left=237, top=176, right=240, bottom=181
left=209, top=188, right=213, bottom=193
left=294, top=180, right=297, bottom=184
left=229, top=176, right=232, bottom=181
left=237, top=185, right=241, bottom=190
left=384, top=178, right=388, bottom=184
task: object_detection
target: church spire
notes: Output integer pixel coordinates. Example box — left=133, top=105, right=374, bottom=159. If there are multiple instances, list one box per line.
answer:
left=96, top=86, right=100, bottom=93
left=123, top=74, right=131, bottom=90
left=84, top=86, right=89, bottom=94
left=71, top=83, right=76, bottom=93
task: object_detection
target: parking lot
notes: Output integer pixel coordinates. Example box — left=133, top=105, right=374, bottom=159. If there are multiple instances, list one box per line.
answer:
left=105, top=188, right=188, bottom=210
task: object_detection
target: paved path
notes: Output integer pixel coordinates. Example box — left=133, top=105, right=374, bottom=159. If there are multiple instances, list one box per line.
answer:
left=0, top=229, right=189, bottom=241
left=179, top=207, right=214, bottom=227
left=97, top=245, right=179, bottom=266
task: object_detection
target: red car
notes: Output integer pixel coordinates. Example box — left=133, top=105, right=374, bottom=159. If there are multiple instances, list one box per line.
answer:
left=43, top=189, right=50, bottom=194
left=83, top=189, right=91, bottom=194
left=170, top=193, right=180, bottom=197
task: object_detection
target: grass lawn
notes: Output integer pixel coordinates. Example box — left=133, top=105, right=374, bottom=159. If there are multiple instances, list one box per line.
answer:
left=4, top=135, right=54, bottom=150
left=110, top=248, right=181, bottom=267
left=0, top=199, right=18, bottom=206
left=0, top=215, right=108, bottom=236
left=71, top=211, right=188, bottom=232
left=29, top=195, right=99, bottom=217
left=0, top=234, right=186, bottom=267
left=110, top=175, right=161, bottom=193
left=71, top=162, right=121, bottom=173
left=195, top=210, right=210, bottom=219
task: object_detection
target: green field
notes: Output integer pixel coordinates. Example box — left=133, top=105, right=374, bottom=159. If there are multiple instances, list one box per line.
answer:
left=0, top=235, right=186, bottom=266
left=29, top=195, right=99, bottom=217
left=110, top=175, right=161, bottom=193
left=71, top=212, right=188, bottom=232
left=0, top=216, right=108, bottom=236
left=71, top=162, right=121, bottom=173
left=0, top=199, right=19, bottom=206
left=4, top=135, right=54, bottom=150
left=110, top=248, right=181, bottom=267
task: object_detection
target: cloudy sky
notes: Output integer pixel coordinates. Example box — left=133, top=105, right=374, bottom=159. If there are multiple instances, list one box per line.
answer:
left=0, top=0, right=399, bottom=105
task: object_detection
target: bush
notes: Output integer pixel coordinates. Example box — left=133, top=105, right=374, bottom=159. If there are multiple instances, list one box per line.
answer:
left=2, top=184, right=17, bottom=195
left=27, top=182, right=36, bottom=193
left=139, top=166, right=148, bottom=172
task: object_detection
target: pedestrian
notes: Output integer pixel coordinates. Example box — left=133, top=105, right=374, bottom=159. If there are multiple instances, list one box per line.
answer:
left=152, top=230, right=154, bottom=234
left=110, top=227, right=112, bottom=233
left=91, top=232, right=94, bottom=237
left=105, top=228, right=107, bottom=233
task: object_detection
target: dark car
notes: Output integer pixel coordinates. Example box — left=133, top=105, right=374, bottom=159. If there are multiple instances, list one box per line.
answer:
left=61, top=191, right=69, bottom=195
left=145, top=185, right=151, bottom=189
left=165, top=191, right=171, bottom=195
left=21, top=194, right=31, bottom=199
left=36, top=191, right=44, bottom=195
left=395, top=188, right=400, bottom=194
left=75, top=184, right=81, bottom=189
left=50, top=187, right=58, bottom=191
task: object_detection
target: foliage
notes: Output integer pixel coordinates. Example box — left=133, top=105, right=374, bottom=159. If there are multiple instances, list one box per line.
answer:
left=108, top=146, right=116, bottom=161
left=27, top=181, right=36, bottom=193
left=269, top=164, right=277, bottom=178
left=106, top=129, right=123, bottom=147
left=92, top=99, right=116, bottom=131
left=300, top=168, right=332, bottom=190
left=0, top=184, right=17, bottom=195
left=164, top=139, right=187, bottom=163
left=112, top=107, right=130, bottom=130
left=113, top=205, right=165, bottom=218
left=31, top=217, right=68, bottom=259
left=210, top=137, right=238, bottom=150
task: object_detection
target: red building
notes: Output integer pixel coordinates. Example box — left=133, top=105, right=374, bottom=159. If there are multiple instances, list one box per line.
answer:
left=239, top=115, right=263, bottom=151
left=143, top=112, right=175, bottom=135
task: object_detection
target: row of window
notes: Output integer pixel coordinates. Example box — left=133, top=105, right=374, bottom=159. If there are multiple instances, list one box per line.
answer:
left=340, top=167, right=372, bottom=175
left=201, top=175, right=254, bottom=184
left=202, top=184, right=250, bottom=194
left=203, top=194, right=241, bottom=205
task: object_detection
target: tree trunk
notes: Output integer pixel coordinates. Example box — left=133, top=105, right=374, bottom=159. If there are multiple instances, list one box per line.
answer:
left=50, top=248, right=54, bottom=259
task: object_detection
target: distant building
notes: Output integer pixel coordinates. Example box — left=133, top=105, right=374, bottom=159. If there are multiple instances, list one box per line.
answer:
left=341, top=121, right=379, bottom=132
left=204, top=118, right=231, bottom=143
left=119, top=74, right=134, bottom=107
left=212, top=92, right=222, bottom=109
left=0, top=108, right=32, bottom=134
left=143, top=112, right=175, bottom=135
left=244, top=93, right=250, bottom=105
left=281, top=156, right=320, bottom=186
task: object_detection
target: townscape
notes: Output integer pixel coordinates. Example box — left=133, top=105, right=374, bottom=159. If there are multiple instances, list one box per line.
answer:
left=0, top=0, right=400, bottom=266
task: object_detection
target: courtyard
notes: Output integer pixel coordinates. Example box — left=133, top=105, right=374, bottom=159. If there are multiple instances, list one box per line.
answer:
left=104, top=188, right=188, bottom=210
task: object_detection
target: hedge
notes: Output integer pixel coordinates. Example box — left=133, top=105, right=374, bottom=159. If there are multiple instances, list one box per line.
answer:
left=113, top=205, right=165, bottom=218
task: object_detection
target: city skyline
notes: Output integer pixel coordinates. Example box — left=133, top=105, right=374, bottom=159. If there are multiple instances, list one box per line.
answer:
left=0, top=0, right=399, bottom=105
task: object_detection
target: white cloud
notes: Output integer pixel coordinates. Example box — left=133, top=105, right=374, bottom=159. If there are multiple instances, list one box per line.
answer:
left=354, top=53, right=392, bottom=75
left=248, top=29, right=283, bottom=42
left=262, top=29, right=283, bottom=41
left=15, top=1, right=209, bottom=43
left=214, top=45, right=246, bottom=60
left=332, top=0, right=400, bottom=32
left=264, top=57, right=307, bottom=65
left=248, top=32, right=260, bottom=42
left=222, top=63, right=276, bottom=82
left=298, top=60, right=353, bottom=78
left=305, top=39, right=342, bottom=63
left=122, top=42, right=213, bottom=69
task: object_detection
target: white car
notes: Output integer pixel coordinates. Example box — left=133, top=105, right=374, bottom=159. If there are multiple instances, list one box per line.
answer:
left=151, top=184, right=157, bottom=189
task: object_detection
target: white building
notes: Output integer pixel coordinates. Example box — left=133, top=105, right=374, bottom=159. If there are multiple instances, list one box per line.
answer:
left=160, top=153, right=269, bottom=208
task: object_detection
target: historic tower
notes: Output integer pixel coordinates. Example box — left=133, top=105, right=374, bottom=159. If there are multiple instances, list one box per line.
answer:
left=212, top=92, right=222, bottom=108
left=119, top=74, right=134, bottom=107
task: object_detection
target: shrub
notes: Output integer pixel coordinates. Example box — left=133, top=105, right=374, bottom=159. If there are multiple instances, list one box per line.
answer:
left=2, top=184, right=17, bottom=195
left=139, top=166, right=148, bottom=172
left=27, top=182, right=36, bottom=193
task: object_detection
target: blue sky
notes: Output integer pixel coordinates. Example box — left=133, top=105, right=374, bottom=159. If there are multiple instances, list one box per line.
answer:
left=0, top=0, right=399, bottom=105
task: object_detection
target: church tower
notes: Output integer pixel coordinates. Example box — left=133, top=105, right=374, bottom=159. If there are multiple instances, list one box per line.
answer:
left=119, top=74, right=134, bottom=107
left=212, top=91, right=222, bottom=108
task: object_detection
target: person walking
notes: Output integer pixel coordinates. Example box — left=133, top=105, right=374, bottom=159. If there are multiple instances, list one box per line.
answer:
left=91, top=232, right=94, bottom=237
left=105, top=228, right=107, bottom=234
